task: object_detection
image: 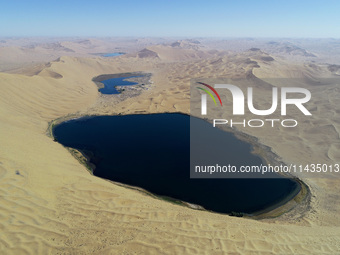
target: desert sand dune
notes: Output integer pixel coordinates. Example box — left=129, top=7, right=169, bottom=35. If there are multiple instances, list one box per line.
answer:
left=1, top=41, right=340, bottom=254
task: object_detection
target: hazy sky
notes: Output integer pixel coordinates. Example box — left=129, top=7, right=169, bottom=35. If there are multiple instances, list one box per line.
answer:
left=1, top=0, right=339, bottom=37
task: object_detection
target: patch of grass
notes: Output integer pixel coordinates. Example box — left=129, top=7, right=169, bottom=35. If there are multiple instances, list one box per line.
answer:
left=229, top=211, right=244, bottom=217
left=67, top=148, right=94, bottom=174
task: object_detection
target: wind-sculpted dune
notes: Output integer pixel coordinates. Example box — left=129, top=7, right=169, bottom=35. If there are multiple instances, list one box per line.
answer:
left=1, top=39, right=340, bottom=254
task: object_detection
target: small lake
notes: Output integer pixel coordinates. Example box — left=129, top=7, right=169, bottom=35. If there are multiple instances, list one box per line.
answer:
left=102, top=52, right=124, bottom=57
left=53, top=113, right=300, bottom=214
left=98, top=75, right=142, bottom=94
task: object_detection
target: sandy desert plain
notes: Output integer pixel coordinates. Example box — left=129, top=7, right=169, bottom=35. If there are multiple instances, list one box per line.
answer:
left=1, top=37, right=340, bottom=254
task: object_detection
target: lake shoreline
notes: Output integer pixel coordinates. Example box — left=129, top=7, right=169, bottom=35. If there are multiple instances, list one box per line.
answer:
left=92, top=72, right=151, bottom=86
left=49, top=112, right=310, bottom=218
left=92, top=72, right=152, bottom=95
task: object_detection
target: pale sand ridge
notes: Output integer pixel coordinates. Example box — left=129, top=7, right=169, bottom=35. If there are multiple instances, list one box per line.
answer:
left=1, top=40, right=340, bottom=254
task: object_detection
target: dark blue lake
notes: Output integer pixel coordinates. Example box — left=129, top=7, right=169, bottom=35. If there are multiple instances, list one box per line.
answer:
left=99, top=76, right=142, bottom=94
left=53, top=113, right=300, bottom=214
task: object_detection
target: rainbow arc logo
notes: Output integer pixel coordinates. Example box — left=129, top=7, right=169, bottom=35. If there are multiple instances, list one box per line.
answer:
left=197, top=82, right=223, bottom=115
left=197, top=82, right=223, bottom=106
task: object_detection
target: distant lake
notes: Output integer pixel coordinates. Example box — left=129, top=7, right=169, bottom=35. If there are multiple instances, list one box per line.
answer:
left=102, top=52, right=124, bottom=57
left=53, top=113, right=300, bottom=214
left=98, top=75, right=142, bottom=94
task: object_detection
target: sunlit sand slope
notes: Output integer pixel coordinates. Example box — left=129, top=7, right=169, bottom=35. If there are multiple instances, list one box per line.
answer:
left=1, top=48, right=340, bottom=254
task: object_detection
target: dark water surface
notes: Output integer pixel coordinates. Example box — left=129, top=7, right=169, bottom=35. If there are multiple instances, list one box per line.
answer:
left=99, top=75, right=142, bottom=94
left=53, top=113, right=300, bottom=214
